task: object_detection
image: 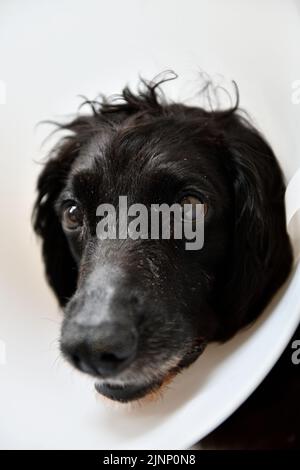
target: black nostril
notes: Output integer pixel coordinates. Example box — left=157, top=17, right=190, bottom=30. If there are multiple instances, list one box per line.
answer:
left=100, top=352, right=123, bottom=363
left=95, top=352, right=129, bottom=376
left=72, top=353, right=80, bottom=368
left=69, top=352, right=97, bottom=375
left=95, top=331, right=137, bottom=376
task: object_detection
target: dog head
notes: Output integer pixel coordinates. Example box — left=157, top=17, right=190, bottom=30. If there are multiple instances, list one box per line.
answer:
left=33, top=75, right=292, bottom=402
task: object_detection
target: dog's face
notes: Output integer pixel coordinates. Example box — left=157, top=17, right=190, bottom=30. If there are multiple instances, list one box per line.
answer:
left=56, top=121, right=231, bottom=401
left=34, top=78, right=292, bottom=402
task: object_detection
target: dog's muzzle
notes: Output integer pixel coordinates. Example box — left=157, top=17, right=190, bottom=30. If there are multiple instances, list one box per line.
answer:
left=60, top=266, right=141, bottom=379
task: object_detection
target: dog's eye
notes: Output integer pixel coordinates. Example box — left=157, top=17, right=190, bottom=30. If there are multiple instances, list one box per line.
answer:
left=62, top=203, right=83, bottom=230
left=180, top=195, right=208, bottom=220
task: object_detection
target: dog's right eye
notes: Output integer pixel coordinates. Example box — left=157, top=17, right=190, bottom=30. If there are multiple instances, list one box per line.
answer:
left=62, top=203, right=83, bottom=231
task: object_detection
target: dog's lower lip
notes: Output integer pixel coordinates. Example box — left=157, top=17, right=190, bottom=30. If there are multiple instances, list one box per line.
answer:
left=95, top=380, right=162, bottom=402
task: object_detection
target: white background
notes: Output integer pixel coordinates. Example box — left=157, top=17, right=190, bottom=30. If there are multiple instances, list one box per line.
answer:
left=0, top=0, right=300, bottom=449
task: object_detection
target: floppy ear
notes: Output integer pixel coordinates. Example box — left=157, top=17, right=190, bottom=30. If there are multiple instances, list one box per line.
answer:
left=33, top=137, right=80, bottom=306
left=217, top=114, right=293, bottom=339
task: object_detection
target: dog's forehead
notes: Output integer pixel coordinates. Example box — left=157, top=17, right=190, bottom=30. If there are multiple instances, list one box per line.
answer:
left=73, top=120, right=220, bottom=174
left=67, top=119, right=226, bottom=204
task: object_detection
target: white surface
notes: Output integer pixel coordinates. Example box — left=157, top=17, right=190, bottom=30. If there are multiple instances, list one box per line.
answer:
left=0, top=0, right=300, bottom=450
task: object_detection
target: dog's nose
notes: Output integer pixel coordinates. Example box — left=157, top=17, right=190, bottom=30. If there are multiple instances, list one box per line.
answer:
left=61, top=321, right=138, bottom=377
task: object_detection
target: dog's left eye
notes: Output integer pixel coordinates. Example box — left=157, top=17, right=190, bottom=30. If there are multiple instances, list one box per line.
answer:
left=62, top=203, right=83, bottom=230
left=180, top=195, right=208, bottom=220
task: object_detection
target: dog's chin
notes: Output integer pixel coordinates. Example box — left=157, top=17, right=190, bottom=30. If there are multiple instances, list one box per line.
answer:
left=95, top=379, right=163, bottom=403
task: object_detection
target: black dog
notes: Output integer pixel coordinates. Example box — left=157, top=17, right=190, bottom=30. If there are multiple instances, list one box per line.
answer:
left=33, top=75, right=295, bottom=447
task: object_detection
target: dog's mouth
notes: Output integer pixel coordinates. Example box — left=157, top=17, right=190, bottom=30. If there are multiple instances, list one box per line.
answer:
left=94, top=341, right=208, bottom=402
left=95, top=379, right=163, bottom=402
